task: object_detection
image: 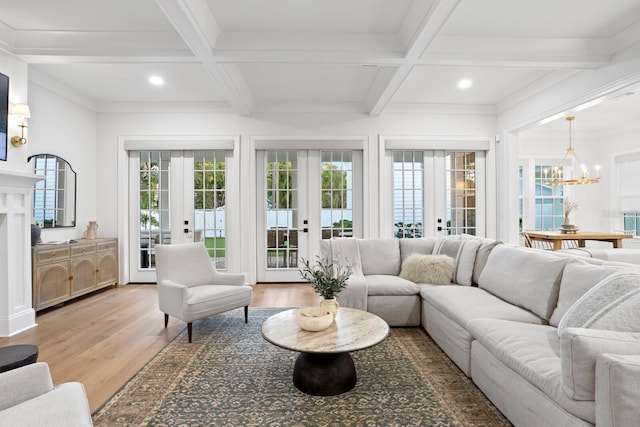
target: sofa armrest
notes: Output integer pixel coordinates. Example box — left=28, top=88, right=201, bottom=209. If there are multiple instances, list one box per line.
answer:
left=0, top=362, right=54, bottom=411
left=596, top=354, right=640, bottom=427
left=211, top=270, right=247, bottom=286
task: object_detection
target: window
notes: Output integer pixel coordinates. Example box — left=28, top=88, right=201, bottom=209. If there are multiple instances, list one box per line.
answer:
left=623, top=212, right=640, bottom=236
left=534, top=164, right=564, bottom=230
left=520, top=160, right=566, bottom=231
left=616, top=153, right=640, bottom=234
left=393, top=151, right=424, bottom=238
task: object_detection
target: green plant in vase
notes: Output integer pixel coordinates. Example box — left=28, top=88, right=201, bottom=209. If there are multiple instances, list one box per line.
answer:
left=299, top=256, right=352, bottom=318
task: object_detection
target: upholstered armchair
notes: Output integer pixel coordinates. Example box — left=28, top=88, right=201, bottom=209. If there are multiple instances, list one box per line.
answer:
left=155, top=242, right=252, bottom=342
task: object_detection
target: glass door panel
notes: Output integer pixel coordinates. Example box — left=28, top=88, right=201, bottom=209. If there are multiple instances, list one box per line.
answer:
left=193, top=151, right=227, bottom=269
left=321, top=150, right=354, bottom=238
left=265, top=150, right=299, bottom=270
left=138, top=151, right=171, bottom=271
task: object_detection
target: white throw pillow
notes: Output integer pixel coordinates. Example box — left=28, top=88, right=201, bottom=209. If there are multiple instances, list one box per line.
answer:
left=431, top=237, right=481, bottom=286
left=399, top=254, right=454, bottom=284
left=558, top=270, right=640, bottom=337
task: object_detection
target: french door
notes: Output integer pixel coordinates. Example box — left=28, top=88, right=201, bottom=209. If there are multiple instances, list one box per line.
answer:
left=387, top=149, right=486, bottom=238
left=128, top=149, right=233, bottom=283
left=256, top=149, right=362, bottom=282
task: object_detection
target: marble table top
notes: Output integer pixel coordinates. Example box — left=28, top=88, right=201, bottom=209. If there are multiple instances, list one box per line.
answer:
left=261, top=307, right=389, bottom=354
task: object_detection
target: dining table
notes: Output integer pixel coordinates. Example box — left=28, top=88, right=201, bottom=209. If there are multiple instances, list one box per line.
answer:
left=522, top=230, right=632, bottom=251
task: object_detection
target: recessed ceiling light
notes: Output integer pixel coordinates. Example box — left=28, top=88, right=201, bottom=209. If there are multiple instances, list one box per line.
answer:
left=149, top=76, right=164, bottom=86
left=457, top=79, right=472, bottom=89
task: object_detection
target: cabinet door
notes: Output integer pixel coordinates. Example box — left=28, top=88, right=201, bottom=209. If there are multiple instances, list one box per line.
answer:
left=34, top=261, right=71, bottom=310
left=97, top=251, right=118, bottom=288
left=70, top=255, right=97, bottom=296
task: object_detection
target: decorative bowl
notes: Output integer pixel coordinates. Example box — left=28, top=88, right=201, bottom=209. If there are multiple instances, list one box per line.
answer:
left=295, top=307, right=334, bottom=332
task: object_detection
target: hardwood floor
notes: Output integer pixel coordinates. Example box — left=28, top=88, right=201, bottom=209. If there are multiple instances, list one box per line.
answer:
left=0, top=283, right=319, bottom=413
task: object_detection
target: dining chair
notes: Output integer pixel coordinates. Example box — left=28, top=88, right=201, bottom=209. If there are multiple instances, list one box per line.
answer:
left=155, top=242, right=252, bottom=342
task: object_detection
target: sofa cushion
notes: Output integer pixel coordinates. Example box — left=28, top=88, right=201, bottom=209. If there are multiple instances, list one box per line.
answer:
left=467, top=319, right=595, bottom=423
left=365, top=275, right=420, bottom=296
left=358, top=239, right=401, bottom=275
left=399, top=238, right=438, bottom=263
left=549, top=261, right=623, bottom=327
left=432, top=237, right=481, bottom=286
left=558, top=270, right=640, bottom=336
left=478, top=245, right=569, bottom=320
left=560, top=328, right=640, bottom=401
left=399, top=254, right=454, bottom=284
left=459, top=234, right=501, bottom=285
left=421, top=285, right=545, bottom=329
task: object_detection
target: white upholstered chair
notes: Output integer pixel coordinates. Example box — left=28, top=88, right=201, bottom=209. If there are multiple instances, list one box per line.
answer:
left=155, top=242, right=252, bottom=342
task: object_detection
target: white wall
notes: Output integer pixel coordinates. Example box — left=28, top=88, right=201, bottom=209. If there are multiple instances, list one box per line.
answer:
left=28, top=83, right=98, bottom=242
left=0, top=55, right=29, bottom=173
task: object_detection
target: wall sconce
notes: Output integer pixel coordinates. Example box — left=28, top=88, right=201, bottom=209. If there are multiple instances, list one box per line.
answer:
left=10, top=103, right=31, bottom=147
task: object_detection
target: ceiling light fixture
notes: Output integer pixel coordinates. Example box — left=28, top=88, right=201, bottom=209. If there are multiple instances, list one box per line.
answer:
left=149, top=76, right=164, bottom=86
left=457, top=79, right=472, bottom=89
left=544, top=116, right=600, bottom=186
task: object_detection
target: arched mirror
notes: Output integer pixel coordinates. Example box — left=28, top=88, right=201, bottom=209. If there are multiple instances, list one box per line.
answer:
left=28, top=154, right=77, bottom=228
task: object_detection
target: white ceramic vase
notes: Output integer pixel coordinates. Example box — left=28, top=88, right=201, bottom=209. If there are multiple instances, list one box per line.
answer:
left=320, top=297, right=339, bottom=319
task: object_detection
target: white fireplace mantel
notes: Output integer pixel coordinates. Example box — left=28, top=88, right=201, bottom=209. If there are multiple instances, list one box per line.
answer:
left=0, top=169, right=44, bottom=336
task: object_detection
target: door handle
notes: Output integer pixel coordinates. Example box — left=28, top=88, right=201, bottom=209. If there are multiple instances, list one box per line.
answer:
left=303, top=228, right=309, bottom=233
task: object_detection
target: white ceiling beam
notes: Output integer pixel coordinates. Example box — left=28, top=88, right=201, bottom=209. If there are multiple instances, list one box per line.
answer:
left=369, top=0, right=462, bottom=116
left=156, top=0, right=253, bottom=115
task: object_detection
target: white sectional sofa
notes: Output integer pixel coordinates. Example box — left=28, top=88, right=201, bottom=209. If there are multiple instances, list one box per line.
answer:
left=0, top=362, right=93, bottom=426
left=321, top=236, right=640, bottom=427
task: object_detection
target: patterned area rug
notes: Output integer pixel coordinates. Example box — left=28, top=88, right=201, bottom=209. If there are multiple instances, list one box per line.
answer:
left=93, top=308, right=511, bottom=426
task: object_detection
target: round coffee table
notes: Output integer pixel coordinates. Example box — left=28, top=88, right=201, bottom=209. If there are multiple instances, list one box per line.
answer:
left=0, top=344, right=39, bottom=373
left=261, top=307, right=389, bottom=396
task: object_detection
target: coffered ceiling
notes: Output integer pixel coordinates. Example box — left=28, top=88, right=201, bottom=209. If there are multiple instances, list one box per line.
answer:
left=1, top=0, right=640, bottom=127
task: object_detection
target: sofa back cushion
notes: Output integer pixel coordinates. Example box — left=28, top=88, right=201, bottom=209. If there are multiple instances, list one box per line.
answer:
left=358, top=239, right=401, bottom=275
left=549, top=261, right=623, bottom=327
left=460, top=234, right=501, bottom=285
left=478, top=245, right=569, bottom=320
left=399, top=238, right=437, bottom=263
left=432, top=237, right=481, bottom=286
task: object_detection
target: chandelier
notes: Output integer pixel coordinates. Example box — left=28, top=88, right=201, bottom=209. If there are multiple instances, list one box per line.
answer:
left=544, top=116, right=600, bottom=186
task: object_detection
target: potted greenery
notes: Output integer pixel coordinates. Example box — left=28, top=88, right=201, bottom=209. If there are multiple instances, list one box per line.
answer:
left=299, top=256, right=352, bottom=318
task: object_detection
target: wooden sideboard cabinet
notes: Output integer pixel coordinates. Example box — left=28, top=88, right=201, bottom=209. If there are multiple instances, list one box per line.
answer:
left=32, top=238, right=119, bottom=311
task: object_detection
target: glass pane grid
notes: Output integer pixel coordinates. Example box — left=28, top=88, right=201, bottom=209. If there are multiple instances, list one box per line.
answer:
left=194, top=151, right=227, bottom=269
left=322, top=150, right=354, bottom=239
left=138, top=151, right=171, bottom=270
left=393, top=151, right=424, bottom=238
left=265, top=151, right=298, bottom=269
left=533, top=164, right=564, bottom=231
left=445, top=152, right=476, bottom=236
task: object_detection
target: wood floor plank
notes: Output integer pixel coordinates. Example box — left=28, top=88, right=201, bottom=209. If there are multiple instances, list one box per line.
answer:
left=0, top=283, right=318, bottom=412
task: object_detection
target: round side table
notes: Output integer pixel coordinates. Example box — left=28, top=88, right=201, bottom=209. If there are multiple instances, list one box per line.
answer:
left=0, top=345, right=39, bottom=373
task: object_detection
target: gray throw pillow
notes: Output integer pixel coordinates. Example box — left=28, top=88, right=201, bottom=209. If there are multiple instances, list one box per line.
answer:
left=558, top=270, right=640, bottom=337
